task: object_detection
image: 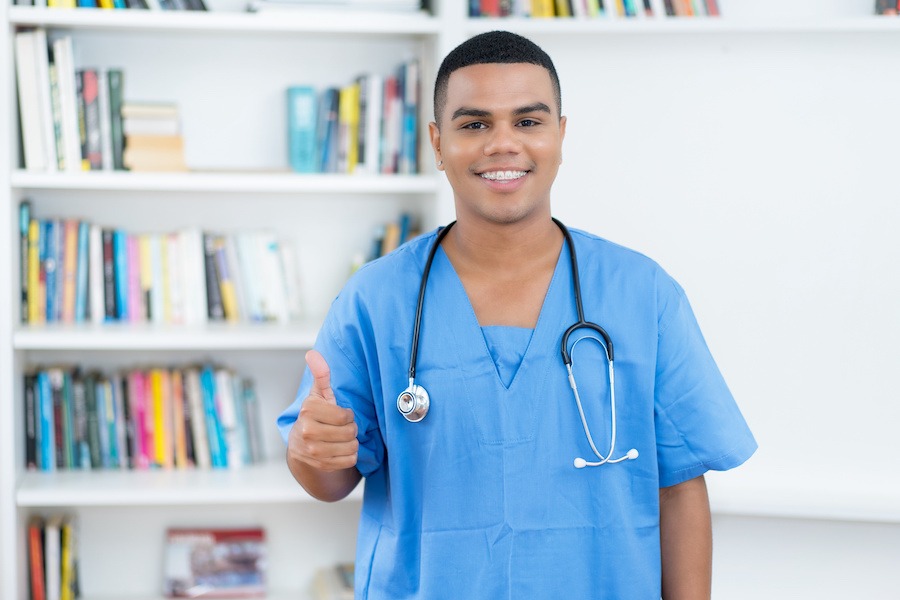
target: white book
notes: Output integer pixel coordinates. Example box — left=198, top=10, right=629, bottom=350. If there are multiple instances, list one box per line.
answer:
left=363, top=73, right=383, bottom=175
left=166, top=233, right=185, bottom=324
left=149, top=234, right=165, bottom=325
left=178, top=227, right=208, bottom=326
left=33, top=29, right=59, bottom=172
left=256, top=231, right=288, bottom=323
left=44, top=515, right=63, bottom=600
left=235, top=232, right=263, bottom=321
left=88, top=224, right=104, bottom=324
left=649, top=0, right=666, bottom=18
left=278, top=241, right=303, bottom=321
left=215, top=369, right=242, bottom=469
left=185, top=368, right=211, bottom=469
left=96, top=67, right=114, bottom=171
left=14, top=31, right=47, bottom=171
left=52, top=37, right=83, bottom=173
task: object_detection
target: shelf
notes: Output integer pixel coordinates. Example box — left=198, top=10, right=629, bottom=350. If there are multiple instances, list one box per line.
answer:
left=465, top=15, right=900, bottom=34
left=13, top=321, right=321, bottom=350
left=10, top=170, right=440, bottom=194
left=16, top=459, right=364, bottom=506
left=8, top=5, right=439, bottom=35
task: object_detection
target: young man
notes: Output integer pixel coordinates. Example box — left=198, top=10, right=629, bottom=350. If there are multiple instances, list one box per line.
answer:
left=278, top=31, right=756, bottom=599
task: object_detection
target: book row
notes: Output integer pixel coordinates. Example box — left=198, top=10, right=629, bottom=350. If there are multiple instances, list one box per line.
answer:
left=18, top=201, right=303, bottom=326
left=14, top=0, right=207, bottom=11
left=15, top=30, right=129, bottom=173
left=288, top=59, right=420, bottom=175
left=26, top=514, right=80, bottom=600
left=24, top=364, right=267, bottom=473
left=470, top=0, right=719, bottom=18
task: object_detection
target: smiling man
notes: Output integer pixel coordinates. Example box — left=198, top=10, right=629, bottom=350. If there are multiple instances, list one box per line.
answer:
left=278, top=31, right=756, bottom=599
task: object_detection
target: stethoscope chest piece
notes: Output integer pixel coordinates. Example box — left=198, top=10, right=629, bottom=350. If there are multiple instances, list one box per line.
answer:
left=398, top=383, right=430, bottom=422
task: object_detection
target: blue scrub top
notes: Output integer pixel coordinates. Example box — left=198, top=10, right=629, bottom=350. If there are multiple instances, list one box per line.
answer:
left=278, top=227, right=757, bottom=599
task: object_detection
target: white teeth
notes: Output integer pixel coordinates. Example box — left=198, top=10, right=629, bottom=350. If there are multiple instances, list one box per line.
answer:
left=480, top=170, right=527, bottom=181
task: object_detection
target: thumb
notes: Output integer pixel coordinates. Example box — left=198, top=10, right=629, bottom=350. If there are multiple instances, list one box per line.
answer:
left=305, top=349, right=336, bottom=404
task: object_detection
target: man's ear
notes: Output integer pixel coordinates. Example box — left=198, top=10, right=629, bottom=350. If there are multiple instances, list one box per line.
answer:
left=428, top=122, right=443, bottom=170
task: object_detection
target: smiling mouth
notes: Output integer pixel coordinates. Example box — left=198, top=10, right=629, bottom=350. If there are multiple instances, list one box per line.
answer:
left=478, top=170, right=529, bottom=181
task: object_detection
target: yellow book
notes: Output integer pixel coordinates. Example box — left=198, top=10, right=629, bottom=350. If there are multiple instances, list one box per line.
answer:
left=61, top=220, right=79, bottom=323
left=27, top=220, right=42, bottom=323
left=338, top=83, right=360, bottom=173
left=554, top=0, right=570, bottom=17
left=171, top=369, right=188, bottom=469
left=98, top=0, right=115, bottom=7
left=160, top=369, right=174, bottom=469
left=60, top=518, right=74, bottom=600
left=151, top=369, right=165, bottom=467
left=139, top=234, right=152, bottom=322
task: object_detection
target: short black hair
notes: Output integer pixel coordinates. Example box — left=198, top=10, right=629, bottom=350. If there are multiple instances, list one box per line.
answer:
left=433, top=30, right=561, bottom=128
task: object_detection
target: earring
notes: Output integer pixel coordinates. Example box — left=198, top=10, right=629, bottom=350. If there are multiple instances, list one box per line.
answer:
left=438, top=160, right=443, bottom=166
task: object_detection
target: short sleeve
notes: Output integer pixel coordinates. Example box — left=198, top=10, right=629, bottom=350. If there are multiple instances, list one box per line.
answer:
left=276, top=303, right=386, bottom=479
left=654, top=281, right=757, bottom=488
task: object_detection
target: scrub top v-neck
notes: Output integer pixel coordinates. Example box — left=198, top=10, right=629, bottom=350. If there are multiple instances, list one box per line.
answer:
left=277, top=226, right=757, bottom=600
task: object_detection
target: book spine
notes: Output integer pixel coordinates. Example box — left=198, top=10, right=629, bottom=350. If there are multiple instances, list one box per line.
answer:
left=71, top=375, right=90, bottom=469
left=104, top=379, right=120, bottom=468
left=96, top=68, right=114, bottom=171
left=74, top=221, right=89, bottom=322
left=128, top=234, right=143, bottom=322
left=200, top=367, right=225, bottom=468
left=20, top=201, right=30, bottom=323
left=101, top=228, right=118, bottom=320
left=113, top=229, right=128, bottom=320
left=287, top=86, right=317, bottom=174
left=214, top=236, right=239, bottom=322
left=81, top=69, right=103, bottom=169
left=76, top=70, right=89, bottom=171
left=89, top=224, right=104, bottom=324
left=95, top=379, right=110, bottom=468
left=14, top=31, right=47, bottom=170
left=48, top=369, right=66, bottom=470
left=44, top=220, right=58, bottom=322
left=28, top=517, right=46, bottom=600
left=25, top=374, right=38, bottom=470
left=172, top=369, right=188, bottom=468
left=401, top=60, right=419, bottom=175
left=107, top=70, right=125, bottom=170
left=61, top=220, right=78, bottom=322
left=28, top=219, right=41, bottom=323
left=84, top=373, right=101, bottom=468
left=137, top=234, right=152, bottom=322
left=38, top=371, right=55, bottom=471
left=203, top=233, right=225, bottom=321
left=186, top=368, right=211, bottom=469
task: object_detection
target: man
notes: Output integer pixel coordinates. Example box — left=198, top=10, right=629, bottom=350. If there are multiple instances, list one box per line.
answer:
left=278, top=31, right=756, bottom=599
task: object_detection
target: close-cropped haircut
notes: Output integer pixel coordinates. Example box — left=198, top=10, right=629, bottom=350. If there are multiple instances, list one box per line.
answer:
left=433, top=30, right=561, bottom=128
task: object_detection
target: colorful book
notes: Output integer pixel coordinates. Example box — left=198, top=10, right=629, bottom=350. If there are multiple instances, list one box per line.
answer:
left=287, top=86, right=317, bottom=173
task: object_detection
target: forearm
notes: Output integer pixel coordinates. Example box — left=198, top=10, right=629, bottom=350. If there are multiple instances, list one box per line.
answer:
left=287, top=450, right=362, bottom=502
left=659, top=475, right=712, bottom=600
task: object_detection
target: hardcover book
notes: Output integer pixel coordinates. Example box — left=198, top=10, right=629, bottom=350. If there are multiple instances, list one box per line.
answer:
left=163, top=528, right=266, bottom=598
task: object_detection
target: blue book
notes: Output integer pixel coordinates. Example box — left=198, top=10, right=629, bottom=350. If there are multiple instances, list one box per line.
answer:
left=400, top=60, right=419, bottom=175
left=74, top=221, right=89, bottom=322
left=95, top=380, right=110, bottom=469
left=113, top=229, right=128, bottom=320
left=200, top=367, right=226, bottom=468
left=38, top=371, right=55, bottom=472
left=317, top=88, right=339, bottom=173
left=231, top=376, right=252, bottom=465
left=43, top=220, right=58, bottom=322
left=288, top=86, right=318, bottom=174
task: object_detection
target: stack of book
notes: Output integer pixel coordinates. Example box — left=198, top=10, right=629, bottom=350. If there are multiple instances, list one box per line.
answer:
left=470, top=0, right=719, bottom=18
left=287, top=59, right=419, bottom=175
left=14, top=29, right=127, bottom=172
left=26, top=514, right=80, bottom=600
left=122, top=103, right=188, bottom=172
left=18, top=201, right=304, bottom=326
left=23, top=364, right=266, bottom=472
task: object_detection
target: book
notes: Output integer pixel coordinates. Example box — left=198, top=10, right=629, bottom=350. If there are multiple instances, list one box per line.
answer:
left=38, top=371, right=55, bottom=471
left=185, top=367, right=211, bottom=469
left=28, top=516, right=46, bottom=600
left=74, top=221, right=89, bottom=322
left=288, top=86, right=317, bottom=173
left=337, top=82, right=360, bottom=173
left=203, top=233, right=225, bottom=321
left=312, top=564, right=354, bottom=600
left=101, top=228, right=118, bottom=320
left=15, top=31, right=49, bottom=170
left=317, top=87, right=340, bottom=173
left=25, top=373, right=38, bottom=470
left=89, top=224, right=105, bottom=324
left=163, top=528, right=266, bottom=598
left=44, top=515, right=63, bottom=600
left=20, top=201, right=30, bottom=323
left=107, top=69, right=125, bottom=170
left=52, top=37, right=84, bottom=173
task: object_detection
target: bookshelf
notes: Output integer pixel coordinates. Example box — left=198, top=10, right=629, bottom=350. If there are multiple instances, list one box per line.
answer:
left=3, top=0, right=900, bottom=599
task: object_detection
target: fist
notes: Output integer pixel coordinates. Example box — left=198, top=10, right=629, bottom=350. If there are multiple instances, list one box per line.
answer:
left=288, top=350, right=359, bottom=472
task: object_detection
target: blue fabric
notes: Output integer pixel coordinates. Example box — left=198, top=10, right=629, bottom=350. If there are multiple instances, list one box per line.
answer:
left=277, top=227, right=757, bottom=599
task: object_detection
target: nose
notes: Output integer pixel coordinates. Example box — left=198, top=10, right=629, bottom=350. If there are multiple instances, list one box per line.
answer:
left=484, top=122, right=522, bottom=156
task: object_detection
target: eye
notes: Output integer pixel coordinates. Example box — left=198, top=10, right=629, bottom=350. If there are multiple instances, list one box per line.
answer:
left=517, top=119, right=539, bottom=127
left=461, top=121, right=486, bottom=130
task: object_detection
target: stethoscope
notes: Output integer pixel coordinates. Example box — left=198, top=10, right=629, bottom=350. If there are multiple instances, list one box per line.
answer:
left=397, top=219, right=639, bottom=469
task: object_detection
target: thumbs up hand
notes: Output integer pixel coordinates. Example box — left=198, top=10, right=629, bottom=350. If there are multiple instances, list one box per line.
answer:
left=288, top=350, right=359, bottom=472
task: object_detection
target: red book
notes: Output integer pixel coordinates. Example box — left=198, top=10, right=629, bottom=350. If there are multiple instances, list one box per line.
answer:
left=28, top=517, right=46, bottom=600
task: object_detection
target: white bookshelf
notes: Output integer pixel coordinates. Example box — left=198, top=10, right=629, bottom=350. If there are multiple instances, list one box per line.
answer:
left=4, top=1, right=900, bottom=599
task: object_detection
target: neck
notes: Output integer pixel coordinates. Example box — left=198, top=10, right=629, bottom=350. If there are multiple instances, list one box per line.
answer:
left=443, top=216, right=563, bottom=274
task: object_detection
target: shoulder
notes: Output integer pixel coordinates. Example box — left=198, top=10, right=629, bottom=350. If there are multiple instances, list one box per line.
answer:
left=566, top=227, right=685, bottom=316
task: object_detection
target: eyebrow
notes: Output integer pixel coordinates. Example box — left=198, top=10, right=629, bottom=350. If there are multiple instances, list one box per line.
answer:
left=450, top=102, right=552, bottom=122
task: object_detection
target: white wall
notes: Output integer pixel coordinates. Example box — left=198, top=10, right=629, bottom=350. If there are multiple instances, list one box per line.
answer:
left=528, top=19, right=900, bottom=599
